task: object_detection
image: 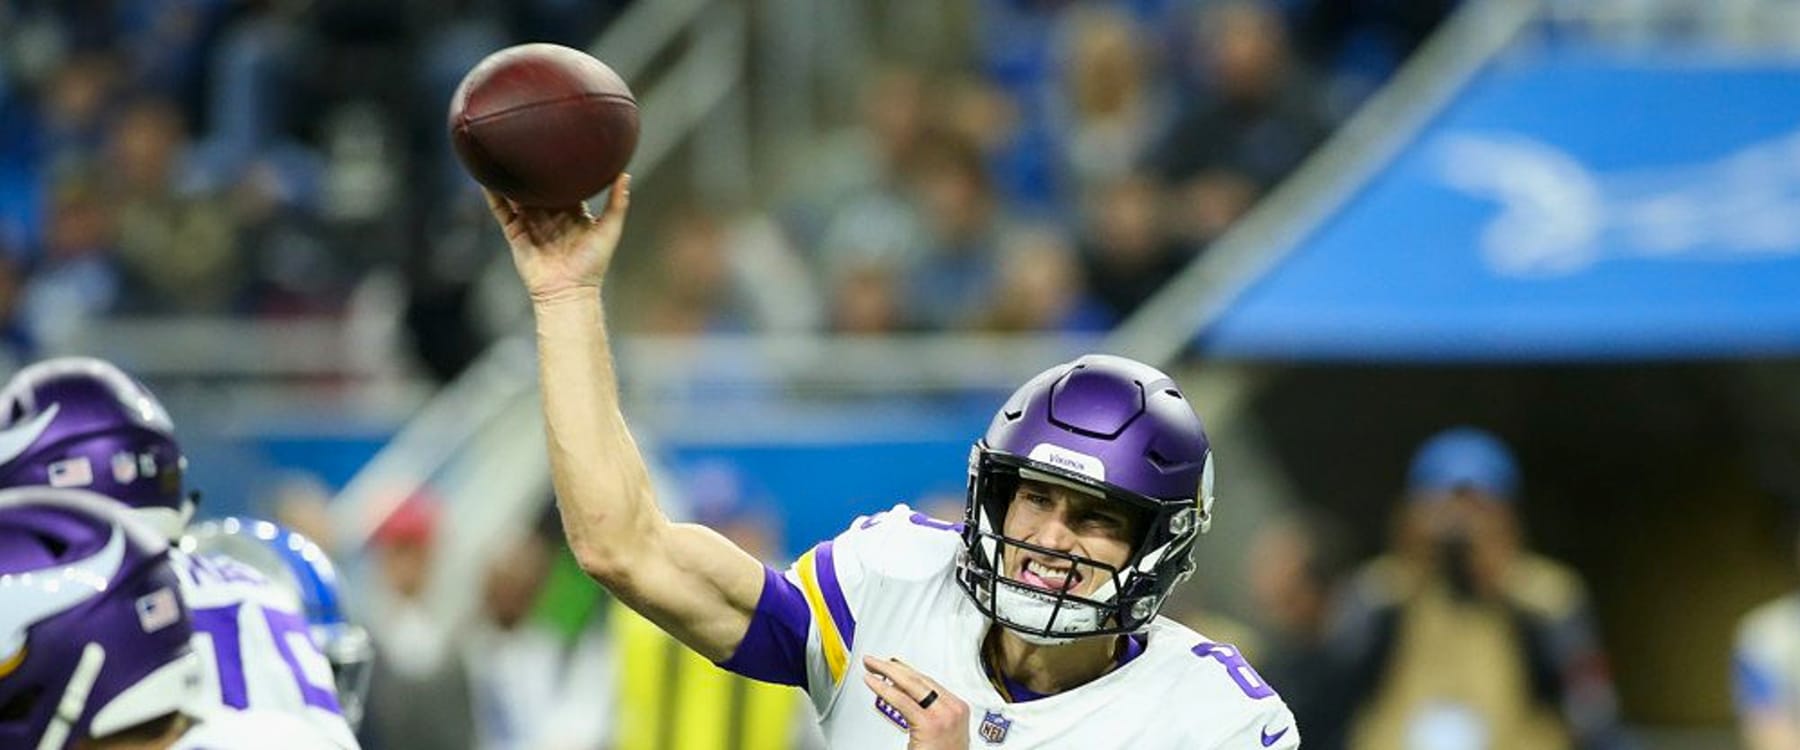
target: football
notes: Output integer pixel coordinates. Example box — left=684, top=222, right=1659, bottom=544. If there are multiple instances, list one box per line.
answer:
left=448, top=43, right=639, bottom=207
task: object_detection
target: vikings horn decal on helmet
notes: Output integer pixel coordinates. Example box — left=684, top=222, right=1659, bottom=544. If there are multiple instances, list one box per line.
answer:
left=0, top=358, right=192, bottom=538
left=183, top=518, right=375, bottom=730
left=956, top=354, right=1213, bottom=643
left=0, top=487, right=202, bottom=750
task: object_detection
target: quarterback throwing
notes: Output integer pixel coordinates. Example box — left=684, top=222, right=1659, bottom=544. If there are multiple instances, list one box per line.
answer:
left=488, top=176, right=1298, bottom=749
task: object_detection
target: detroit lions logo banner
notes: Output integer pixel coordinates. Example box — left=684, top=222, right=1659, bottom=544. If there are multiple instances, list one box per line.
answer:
left=1202, top=48, right=1800, bottom=361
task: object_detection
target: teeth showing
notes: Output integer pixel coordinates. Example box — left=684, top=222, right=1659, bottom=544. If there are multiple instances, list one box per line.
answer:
left=1024, top=559, right=1078, bottom=587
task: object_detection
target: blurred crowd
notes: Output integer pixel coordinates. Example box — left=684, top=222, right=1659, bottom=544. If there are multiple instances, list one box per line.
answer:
left=636, top=0, right=1460, bottom=339
left=0, top=0, right=631, bottom=373
left=0, top=0, right=1458, bottom=376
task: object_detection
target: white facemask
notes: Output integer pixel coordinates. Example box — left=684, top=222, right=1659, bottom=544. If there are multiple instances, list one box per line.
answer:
left=989, top=576, right=1119, bottom=645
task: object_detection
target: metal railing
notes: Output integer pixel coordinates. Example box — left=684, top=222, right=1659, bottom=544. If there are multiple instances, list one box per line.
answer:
left=1542, top=0, right=1800, bottom=45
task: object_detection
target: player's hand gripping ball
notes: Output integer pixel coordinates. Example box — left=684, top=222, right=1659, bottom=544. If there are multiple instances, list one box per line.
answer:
left=448, top=43, right=639, bottom=207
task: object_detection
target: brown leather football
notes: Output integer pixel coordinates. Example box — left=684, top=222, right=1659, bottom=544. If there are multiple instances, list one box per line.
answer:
left=448, top=43, right=639, bottom=207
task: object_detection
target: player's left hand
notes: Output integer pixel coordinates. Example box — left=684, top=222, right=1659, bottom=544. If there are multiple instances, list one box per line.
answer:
left=863, top=655, right=969, bottom=750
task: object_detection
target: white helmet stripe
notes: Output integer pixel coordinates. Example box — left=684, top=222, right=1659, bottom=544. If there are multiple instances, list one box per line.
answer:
left=38, top=642, right=106, bottom=750
left=0, top=403, right=60, bottom=467
left=0, top=526, right=124, bottom=659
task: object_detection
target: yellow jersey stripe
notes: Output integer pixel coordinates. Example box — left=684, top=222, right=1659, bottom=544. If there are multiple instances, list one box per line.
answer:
left=0, top=647, right=23, bottom=678
left=795, top=547, right=848, bottom=683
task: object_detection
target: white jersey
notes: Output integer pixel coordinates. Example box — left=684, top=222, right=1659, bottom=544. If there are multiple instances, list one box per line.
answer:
left=173, top=709, right=345, bottom=749
left=1735, top=592, right=1800, bottom=723
left=772, top=504, right=1299, bottom=749
left=171, top=549, right=359, bottom=749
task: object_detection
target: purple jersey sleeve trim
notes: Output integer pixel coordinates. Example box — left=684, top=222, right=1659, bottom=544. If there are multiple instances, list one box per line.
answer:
left=1121, top=633, right=1145, bottom=664
left=717, top=565, right=812, bottom=687
left=815, top=541, right=857, bottom=650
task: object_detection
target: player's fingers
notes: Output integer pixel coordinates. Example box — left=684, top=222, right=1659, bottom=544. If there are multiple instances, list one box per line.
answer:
left=483, top=189, right=517, bottom=225
left=861, top=672, right=926, bottom=727
left=863, top=655, right=935, bottom=704
left=599, top=173, right=631, bottom=224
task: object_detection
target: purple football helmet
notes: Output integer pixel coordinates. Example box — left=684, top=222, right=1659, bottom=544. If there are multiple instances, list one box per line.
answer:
left=957, top=354, right=1215, bottom=642
left=0, top=358, right=192, bottom=538
left=0, top=487, right=200, bottom=750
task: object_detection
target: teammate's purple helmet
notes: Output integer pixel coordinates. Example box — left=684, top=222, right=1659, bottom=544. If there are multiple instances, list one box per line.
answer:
left=0, top=488, right=200, bottom=750
left=0, top=358, right=191, bottom=538
left=957, top=354, right=1215, bottom=641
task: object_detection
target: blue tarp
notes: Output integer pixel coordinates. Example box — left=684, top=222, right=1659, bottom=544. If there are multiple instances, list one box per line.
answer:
left=1202, top=48, right=1800, bottom=360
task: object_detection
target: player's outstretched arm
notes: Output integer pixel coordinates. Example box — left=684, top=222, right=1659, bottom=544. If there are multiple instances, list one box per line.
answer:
left=487, top=176, right=764, bottom=662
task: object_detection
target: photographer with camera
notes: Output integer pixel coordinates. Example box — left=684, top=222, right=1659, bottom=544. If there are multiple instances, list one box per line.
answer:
left=1331, top=428, right=1628, bottom=750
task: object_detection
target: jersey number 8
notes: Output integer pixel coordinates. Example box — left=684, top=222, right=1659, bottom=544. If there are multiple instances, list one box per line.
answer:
left=1192, top=642, right=1275, bottom=700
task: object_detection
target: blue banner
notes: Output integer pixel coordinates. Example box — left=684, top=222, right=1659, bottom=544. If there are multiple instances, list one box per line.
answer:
left=1204, top=48, right=1800, bottom=360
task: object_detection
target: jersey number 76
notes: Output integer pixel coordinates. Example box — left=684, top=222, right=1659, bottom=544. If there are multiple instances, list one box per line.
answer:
left=191, top=603, right=342, bottom=713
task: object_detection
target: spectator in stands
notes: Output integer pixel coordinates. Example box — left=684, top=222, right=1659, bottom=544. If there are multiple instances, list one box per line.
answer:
left=107, top=96, right=239, bottom=313
left=941, top=74, right=1020, bottom=161
left=1078, top=173, right=1184, bottom=319
left=38, top=54, right=120, bottom=176
left=908, top=135, right=1007, bottom=329
left=196, top=5, right=338, bottom=308
left=1148, top=0, right=1330, bottom=246
left=464, top=518, right=611, bottom=750
left=979, top=224, right=1111, bottom=333
left=971, top=0, right=1082, bottom=210
left=829, top=262, right=911, bottom=334
left=808, top=67, right=939, bottom=331
left=95, top=0, right=231, bottom=120
left=362, top=494, right=475, bottom=750
left=1733, top=514, right=1800, bottom=750
left=632, top=206, right=819, bottom=336
left=187, top=2, right=313, bottom=200
left=1055, top=6, right=1171, bottom=190
left=788, top=64, right=931, bottom=250
left=817, top=194, right=927, bottom=328
left=1335, top=428, right=1627, bottom=750
left=0, top=253, right=30, bottom=371
left=814, top=127, right=1007, bottom=332
left=633, top=209, right=740, bottom=336
left=231, top=154, right=343, bottom=315
left=21, top=168, right=120, bottom=347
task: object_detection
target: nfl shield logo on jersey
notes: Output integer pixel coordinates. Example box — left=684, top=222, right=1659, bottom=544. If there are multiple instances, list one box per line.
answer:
left=979, top=710, right=1011, bottom=744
